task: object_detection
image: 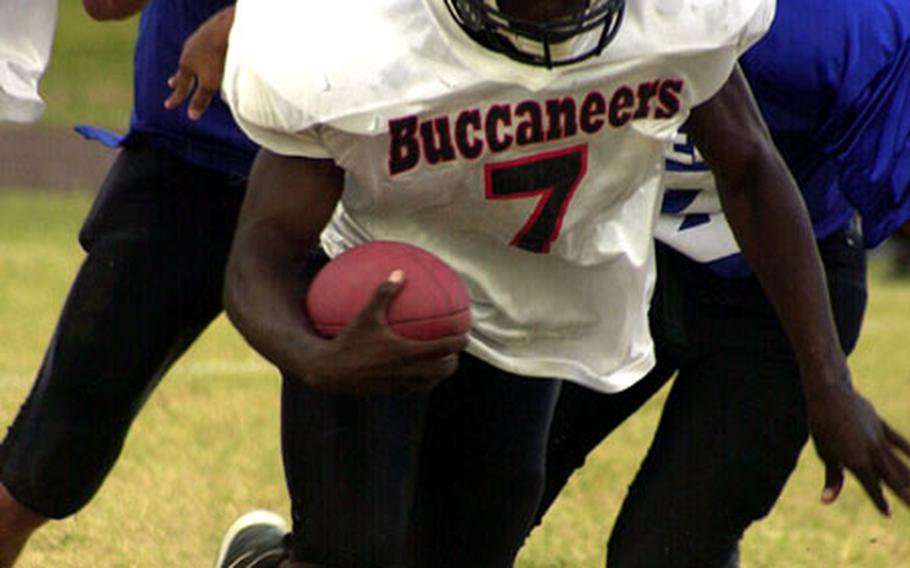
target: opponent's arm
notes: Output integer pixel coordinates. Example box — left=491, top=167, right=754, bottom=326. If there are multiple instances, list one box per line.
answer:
left=82, top=0, right=149, bottom=20
left=687, top=66, right=910, bottom=515
left=164, top=5, right=235, bottom=120
left=224, top=149, right=466, bottom=396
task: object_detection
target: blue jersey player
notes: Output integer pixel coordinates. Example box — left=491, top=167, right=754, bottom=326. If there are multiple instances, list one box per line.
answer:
left=0, top=2, right=255, bottom=566
left=538, top=1, right=910, bottom=566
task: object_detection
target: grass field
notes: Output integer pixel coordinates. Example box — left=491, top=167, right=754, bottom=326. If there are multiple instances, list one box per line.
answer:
left=0, top=190, right=907, bottom=567
left=38, top=1, right=137, bottom=131
left=5, top=4, right=910, bottom=567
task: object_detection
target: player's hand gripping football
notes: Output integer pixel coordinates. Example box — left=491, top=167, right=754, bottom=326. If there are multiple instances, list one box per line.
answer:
left=805, top=371, right=910, bottom=515
left=300, top=270, right=468, bottom=396
left=163, top=5, right=234, bottom=120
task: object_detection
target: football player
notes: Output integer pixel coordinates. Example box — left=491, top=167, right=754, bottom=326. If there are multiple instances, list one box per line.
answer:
left=215, top=0, right=910, bottom=566
left=538, top=0, right=910, bottom=566
left=0, top=2, right=256, bottom=567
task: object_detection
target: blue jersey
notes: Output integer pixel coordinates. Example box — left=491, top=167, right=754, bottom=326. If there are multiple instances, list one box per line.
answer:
left=79, top=0, right=258, bottom=177
left=658, top=0, right=910, bottom=274
left=741, top=0, right=910, bottom=247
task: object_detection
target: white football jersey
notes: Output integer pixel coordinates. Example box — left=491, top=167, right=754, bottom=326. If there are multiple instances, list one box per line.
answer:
left=224, top=0, right=774, bottom=393
left=655, top=128, right=739, bottom=263
left=0, top=0, right=57, bottom=122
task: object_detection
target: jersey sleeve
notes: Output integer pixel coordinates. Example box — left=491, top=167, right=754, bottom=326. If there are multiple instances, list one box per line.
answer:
left=223, top=60, right=330, bottom=159
left=221, top=0, right=330, bottom=159
left=736, top=0, right=776, bottom=56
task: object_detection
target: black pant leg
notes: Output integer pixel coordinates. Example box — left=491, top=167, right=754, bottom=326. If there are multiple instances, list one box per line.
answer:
left=282, top=353, right=560, bottom=568
left=282, top=376, right=428, bottom=568
left=817, top=218, right=867, bottom=355
left=535, top=357, right=677, bottom=527
left=0, top=145, right=246, bottom=518
left=413, top=355, right=561, bottom=568
left=533, top=246, right=684, bottom=527
left=607, top=341, right=808, bottom=567
left=607, top=228, right=867, bottom=568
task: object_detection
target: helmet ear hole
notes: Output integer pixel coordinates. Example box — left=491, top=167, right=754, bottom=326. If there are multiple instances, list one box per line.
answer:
left=445, top=0, right=626, bottom=68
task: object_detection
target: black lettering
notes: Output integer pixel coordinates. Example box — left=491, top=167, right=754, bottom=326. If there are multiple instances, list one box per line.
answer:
left=486, top=104, right=513, bottom=153
left=634, top=80, right=661, bottom=119
left=455, top=110, right=484, bottom=159
left=388, top=116, right=420, bottom=175
left=655, top=79, right=684, bottom=119
left=546, top=97, right=578, bottom=141
left=419, top=117, right=456, bottom=164
left=608, top=86, right=635, bottom=127
left=515, top=101, right=544, bottom=145
left=580, top=91, right=606, bottom=134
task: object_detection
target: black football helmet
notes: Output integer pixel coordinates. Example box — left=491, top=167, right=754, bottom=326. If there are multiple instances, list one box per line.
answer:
left=445, top=0, right=625, bottom=68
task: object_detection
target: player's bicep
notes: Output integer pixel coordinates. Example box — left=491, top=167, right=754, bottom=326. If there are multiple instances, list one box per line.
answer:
left=236, top=149, right=343, bottom=263
left=685, top=65, right=778, bottom=194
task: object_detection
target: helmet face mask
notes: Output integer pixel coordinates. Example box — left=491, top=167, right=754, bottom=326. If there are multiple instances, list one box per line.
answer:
left=445, top=0, right=626, bottom=68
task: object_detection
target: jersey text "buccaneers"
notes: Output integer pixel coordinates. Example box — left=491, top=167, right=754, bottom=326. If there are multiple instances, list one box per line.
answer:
left=388, top=77, right=685, bottom=175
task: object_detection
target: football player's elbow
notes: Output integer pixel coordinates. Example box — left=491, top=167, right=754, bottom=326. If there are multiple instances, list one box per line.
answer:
left=222, top=253, right=249, bottom=328
left=719, top=140, right=782, bottom=199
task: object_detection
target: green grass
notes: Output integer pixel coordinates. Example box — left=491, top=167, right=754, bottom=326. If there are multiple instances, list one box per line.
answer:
left=0, top=189, right=908, bottom=567
left=37, top=1, right=137, bottom=130
left=17, top=4, right=910, bottom=566
left=0, top=190, right=287, bottom=566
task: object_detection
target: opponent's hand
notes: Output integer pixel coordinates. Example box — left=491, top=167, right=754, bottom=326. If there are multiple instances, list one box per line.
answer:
left=806, top=374, right=910, bottom=516
left=301, top=270, right=468, bottom=396
left=163, top=6, right=234, bottom=120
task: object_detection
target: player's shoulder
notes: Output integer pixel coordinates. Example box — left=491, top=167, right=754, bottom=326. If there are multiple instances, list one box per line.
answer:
left=613, top=0, right=774, bottom=58
left=225, top=0, right=473, bottom=137
left=223, top=0, right=774, bottom=142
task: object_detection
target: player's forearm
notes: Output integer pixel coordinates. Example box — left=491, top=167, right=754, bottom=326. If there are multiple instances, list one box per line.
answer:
left=718, top=147, right=848, bottom=397
left=82, top=0, right=150, bottom=20
left=223, top=152, right=342, bottom=382
left=688, top=67, right=849, bottom=398
left=224, top=227, right=327, bottom=380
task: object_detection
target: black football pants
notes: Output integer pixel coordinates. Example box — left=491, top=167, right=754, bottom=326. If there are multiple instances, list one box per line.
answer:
left=0, top=144, right=246, bottom=518
left=536, top=219, right=867, bottom=568
left=280, top=269, right=562, bottom=568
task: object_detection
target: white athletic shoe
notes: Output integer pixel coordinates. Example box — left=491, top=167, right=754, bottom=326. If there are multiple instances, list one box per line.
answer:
left=214, top=510, right=290, bottom=568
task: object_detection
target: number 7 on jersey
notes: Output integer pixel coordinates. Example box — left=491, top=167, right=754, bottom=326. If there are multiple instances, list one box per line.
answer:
left=484, top=144, right=588, bottom=253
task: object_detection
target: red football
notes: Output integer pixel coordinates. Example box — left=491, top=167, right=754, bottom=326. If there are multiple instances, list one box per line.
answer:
left=305, top=241, right=472, bottom=340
